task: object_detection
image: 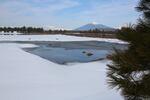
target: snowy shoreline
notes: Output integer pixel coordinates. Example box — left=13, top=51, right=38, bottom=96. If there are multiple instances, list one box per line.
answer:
left=0, top=34, right=126, bottom=44
left=0, top=34, right=123, bottom=100
left=0, top=43, right=122, bottom=100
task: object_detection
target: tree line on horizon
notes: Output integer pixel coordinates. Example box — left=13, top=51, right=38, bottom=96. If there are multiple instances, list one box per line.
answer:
left=0, top=26, right=117, bottom=38
left=0, top=26, right=116, bottom=34
left=0, top=26, right=45, bottom=33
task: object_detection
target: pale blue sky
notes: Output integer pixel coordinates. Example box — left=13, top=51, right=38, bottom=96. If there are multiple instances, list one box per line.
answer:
left=0, top=0, right=139, bottom=29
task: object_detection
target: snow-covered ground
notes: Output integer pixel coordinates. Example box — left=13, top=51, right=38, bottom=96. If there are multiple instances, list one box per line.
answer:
left=0, top=43, right=122, bottom=100
left=0, top=33, right=125, bottom=44
left=0, top=31, right=22, bottom=35
left=0, top=34, right=123, bottom=100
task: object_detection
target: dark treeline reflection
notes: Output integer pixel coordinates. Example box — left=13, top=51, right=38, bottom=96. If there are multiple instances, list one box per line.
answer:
left=107, top=0, right=150, bottom=100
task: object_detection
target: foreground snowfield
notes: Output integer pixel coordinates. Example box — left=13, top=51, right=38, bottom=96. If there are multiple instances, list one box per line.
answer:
left=0, top=34, right=124, bottom=100
left=0, top=43, right=122, bottom=100
left=0, top=33, right=125, bottom=44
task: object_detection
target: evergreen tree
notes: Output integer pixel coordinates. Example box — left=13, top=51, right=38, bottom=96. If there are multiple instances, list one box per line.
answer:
left=107, top=0, right=150, bottom=100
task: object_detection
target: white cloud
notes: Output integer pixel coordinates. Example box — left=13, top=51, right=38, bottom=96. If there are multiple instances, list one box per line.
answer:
left=0, top=0, right=80, bottom=27
left=0, top=0, right=79, bottom=16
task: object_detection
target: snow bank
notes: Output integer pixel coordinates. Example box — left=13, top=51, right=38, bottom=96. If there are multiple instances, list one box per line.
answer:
left=0, top=33, right=126, bottom=44
left=0, top=31, right=23, bottom=35
left=18, top=43, right=39, bottom=48
left=0, top=43, right=122, bottom=100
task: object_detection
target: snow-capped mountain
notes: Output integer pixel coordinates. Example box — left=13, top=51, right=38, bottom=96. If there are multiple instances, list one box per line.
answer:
left=75, top=23, right=115, bottom=31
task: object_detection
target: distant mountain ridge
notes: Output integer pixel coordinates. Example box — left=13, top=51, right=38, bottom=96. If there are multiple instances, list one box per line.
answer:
left=75, top=23, right=115, bottom=31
